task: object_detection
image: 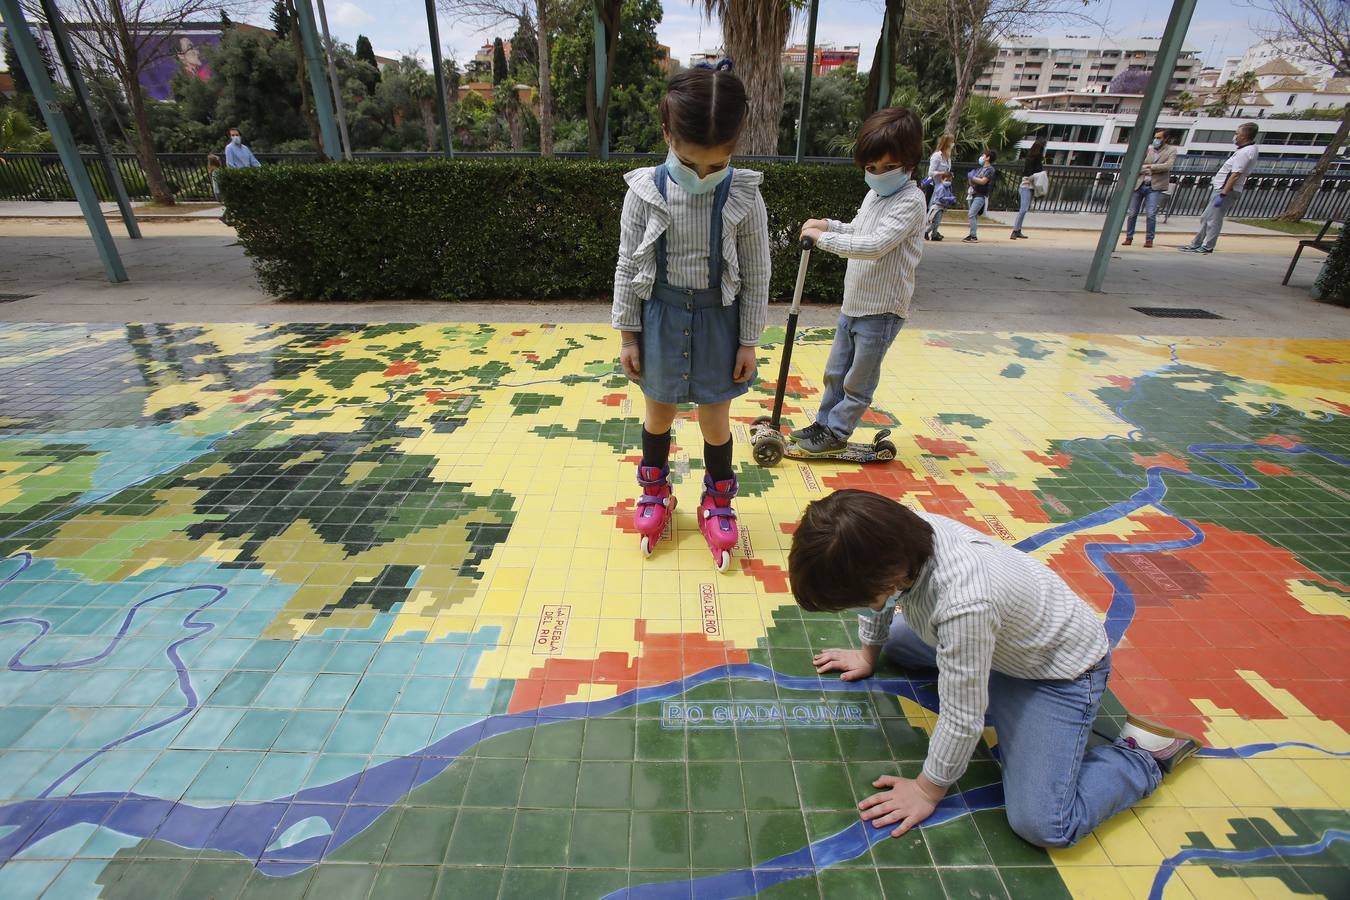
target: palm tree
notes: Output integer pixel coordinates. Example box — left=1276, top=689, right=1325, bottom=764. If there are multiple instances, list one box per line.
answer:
left=1173, top=90, right=1199, bottom=115
left=699, top=0, right=795, bottom=155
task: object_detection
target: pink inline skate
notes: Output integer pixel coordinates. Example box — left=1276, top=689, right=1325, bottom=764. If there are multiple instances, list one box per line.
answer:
left=634, top=464, right=676, bottom=557
left=698, top=473, right=739, bottom=572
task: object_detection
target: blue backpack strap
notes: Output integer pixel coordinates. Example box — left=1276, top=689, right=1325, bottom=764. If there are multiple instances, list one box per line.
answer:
left=654, top=165, right=669, bottom=286
left=707, top=168, right=734, bottom=290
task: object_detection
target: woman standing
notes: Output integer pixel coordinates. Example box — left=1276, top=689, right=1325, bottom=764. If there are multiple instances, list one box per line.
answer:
left=924, top=133, right=955, bottom=241
left=1010, top=137, right=1046, bottom=240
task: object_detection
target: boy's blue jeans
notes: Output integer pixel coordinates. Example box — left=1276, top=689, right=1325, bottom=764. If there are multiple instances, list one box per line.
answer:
left=815, top=312, right=905, bottom=440
left=882, top=615, right=1161, bottom=848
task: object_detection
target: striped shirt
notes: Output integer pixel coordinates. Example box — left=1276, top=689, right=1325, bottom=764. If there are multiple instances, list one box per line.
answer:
left=858, top=511, right=1110, bottom=787
left=612, top=167, right=772, bottom=346
left=816, top=181, right=926, bottom=318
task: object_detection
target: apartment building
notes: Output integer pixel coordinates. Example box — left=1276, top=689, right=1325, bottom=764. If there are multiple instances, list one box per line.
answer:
left=975, top=35, right=1201, bottom=100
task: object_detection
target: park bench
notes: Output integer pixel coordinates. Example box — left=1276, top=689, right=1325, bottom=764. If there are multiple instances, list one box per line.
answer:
left=1282, top=217, right=1341, bottom=286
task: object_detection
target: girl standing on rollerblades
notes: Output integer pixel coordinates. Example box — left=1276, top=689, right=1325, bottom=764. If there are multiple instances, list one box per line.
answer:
left=611, top=60, right=771, bottom=571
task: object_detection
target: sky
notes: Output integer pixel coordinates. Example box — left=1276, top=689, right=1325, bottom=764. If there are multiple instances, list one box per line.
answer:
left=292, top=0, right=1281, bottom=73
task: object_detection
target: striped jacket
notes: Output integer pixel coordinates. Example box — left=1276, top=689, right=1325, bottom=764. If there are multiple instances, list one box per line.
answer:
left=859, top=511, right=1110, bottom=786
left=611, top=167, right=772, bottom=346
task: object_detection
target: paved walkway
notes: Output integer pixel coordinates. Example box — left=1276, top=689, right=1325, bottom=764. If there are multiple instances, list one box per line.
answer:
left=978, top=209, right=1289, bottom=237
left=0, top=201, right=226, bottom=220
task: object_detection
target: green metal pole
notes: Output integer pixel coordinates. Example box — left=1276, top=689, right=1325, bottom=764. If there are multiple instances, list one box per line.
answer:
left=877, top=7, right=892, bottom=109
left=315, top=0, right=354, bottom=160
left=794, top=0, right=820, bottom=163
left=425, top=0, right=454, bottom=158
left=592, top=1, right=610, bottom=160
left=1085, top=0, right=1197, bottom=292
left=292, top=0, right=342, bottom=159
left=0, top=0, right=126, bottom=282
left=41, top=0, right=140, bottom=238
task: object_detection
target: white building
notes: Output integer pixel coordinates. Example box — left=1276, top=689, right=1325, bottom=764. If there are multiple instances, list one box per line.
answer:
left=974, top=34, right=1202, bottom=100
left=1220, top=40, right=1339, bottom=90
left=1009, top=103, right=1347, bottom=173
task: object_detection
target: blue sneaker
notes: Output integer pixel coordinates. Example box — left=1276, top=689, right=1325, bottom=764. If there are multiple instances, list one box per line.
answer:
left=796, top=429, right=848, bottom=456
left=788, top=422, right=825, bottom=443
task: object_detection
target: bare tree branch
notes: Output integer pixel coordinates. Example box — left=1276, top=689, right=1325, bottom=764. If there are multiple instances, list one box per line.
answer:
left=1247, top=0, right=1349, bottom=74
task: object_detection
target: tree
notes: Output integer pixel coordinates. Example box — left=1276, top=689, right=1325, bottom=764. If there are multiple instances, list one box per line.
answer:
left=908, top=0, right=1092, bottom=142
left=780, top=64, right=866, bottom=156
left=31, top=1, right=251, bottom=205
left=699, top=0, right=794, bottom=155
left=1107, top=67, right=1151, bottom=94
left=1214, top=69, right=1259, bottom=116
left=551, top=0, right=663, bottom=156
left=3, top=28, right=58, bottom=121
left=202, top=25, right=308, bottom=150
left=270, top=0, right=292, bottom=38
left=0, top=106, right=54, bottom=151
left=863, top=0, right=905, bottom=117
left=492, top=36, right=509, bottom=83
left=1172, top=90, right=1200, bottom=115
left=439, top=0, right=558, bottom=156
left=354, top=34, right=381, bottom=87
left=1248, top=0, right=1349, bottom=220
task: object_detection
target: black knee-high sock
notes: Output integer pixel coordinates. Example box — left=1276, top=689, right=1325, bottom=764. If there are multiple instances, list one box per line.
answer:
left=704, top=438, right=734, bottom=482
left=641, top=428, right=672, bottom=469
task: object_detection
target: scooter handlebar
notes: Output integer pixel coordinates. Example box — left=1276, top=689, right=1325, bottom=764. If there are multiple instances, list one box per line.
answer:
left=800, top=236, right=815, bottom=250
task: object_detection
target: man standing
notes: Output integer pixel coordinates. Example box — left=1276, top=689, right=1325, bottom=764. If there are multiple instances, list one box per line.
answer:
left=224, top=127, right=261, bottom=169
left=1181, top=123, right=1259, bottom=255
left=962, top=149, right=997, bottom=243
left=1122, top=129, right=1177, bottom=248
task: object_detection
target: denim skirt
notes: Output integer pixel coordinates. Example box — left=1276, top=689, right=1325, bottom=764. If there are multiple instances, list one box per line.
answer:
left=636, top=282, right=755, bottom=405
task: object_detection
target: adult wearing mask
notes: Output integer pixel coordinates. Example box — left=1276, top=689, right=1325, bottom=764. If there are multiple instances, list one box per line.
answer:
left=924, top=133, right=955, bottom=241
left=1010, top=137, right=1046, bottom=240
left=1181, top=123, right=1259, bottom=255
left=1122, top=130, right=1177, bottom=248
left=225, top=128, right=261, bottom=169
left=962, top=150, right=996, bottom=243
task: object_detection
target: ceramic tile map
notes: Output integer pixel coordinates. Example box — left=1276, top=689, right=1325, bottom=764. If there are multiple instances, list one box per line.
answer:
left=0, top=322, right=1346, bottom=899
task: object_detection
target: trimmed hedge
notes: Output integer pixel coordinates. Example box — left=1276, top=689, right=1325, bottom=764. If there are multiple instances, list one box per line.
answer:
left=218, top=158, right=867, bottom=302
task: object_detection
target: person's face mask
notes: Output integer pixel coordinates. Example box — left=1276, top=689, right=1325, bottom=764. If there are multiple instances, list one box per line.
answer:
left=665, top=150, right=731, bottom=195
left=230, top=135, right=241, bottom=145
left=980, top=156, right=989, bottom=166
left=861, top=592, right=900, bottom=620
left=1152, top=138, right=1163, bottom=149
left=864, top=168, right=911, bottom=197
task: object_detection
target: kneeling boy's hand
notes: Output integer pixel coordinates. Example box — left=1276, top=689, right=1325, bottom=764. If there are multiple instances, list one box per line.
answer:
left=813, top=648, right=873, bottom=681
left=859, top=774, right=946, bottom=837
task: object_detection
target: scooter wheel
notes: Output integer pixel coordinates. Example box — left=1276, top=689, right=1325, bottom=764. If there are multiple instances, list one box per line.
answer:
left=641, top=535, right=654, bottom=557
left=715, top=550, right=731, bottom=572
left=874, top=441, right=897, bottom=461
left=750, top=415, right=772, bottom=428
left=753, top=437, right=785, bottom=467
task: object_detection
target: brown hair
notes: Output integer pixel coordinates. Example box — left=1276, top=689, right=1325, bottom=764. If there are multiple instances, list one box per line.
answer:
left=660, top=63, right=749, bottom=149
left=937, top=133, right=955, bottom=155
left=854, top=107, right=924, bottom=172
left=788, top=490, right=935, bottom=613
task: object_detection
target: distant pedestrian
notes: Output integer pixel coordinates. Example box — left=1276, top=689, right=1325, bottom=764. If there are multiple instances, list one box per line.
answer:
left=225, top=127, right=261, bottom=169
left=963, top=149, right=996, bottom=243
left=207, top=154, right=223, bottom=201
left=1122, top=130, right=1177, bottom=248
left=1181, top=123, right=1258, bottom=255
left=923, top=133, right=954, bottom=241
left=1010, top=137, right=1045, bottom=240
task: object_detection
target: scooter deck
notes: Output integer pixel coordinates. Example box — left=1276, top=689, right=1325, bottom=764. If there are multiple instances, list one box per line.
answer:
left=783, top=442, right=894, bottom=463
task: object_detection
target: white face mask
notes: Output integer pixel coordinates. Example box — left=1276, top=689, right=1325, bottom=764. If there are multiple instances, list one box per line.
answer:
left=1152, top=139, right=1163, bottom=149
left=980, top=156, right=989, bottom=166
left=230, top=135, right=241, bottom=145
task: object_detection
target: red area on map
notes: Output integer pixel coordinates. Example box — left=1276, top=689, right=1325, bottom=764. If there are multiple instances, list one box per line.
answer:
left=383, top=361, right=420, bottom=377
left=1046, top=515, right=1350, bottom=736
left=317, top=338, right=349, bottom=349
left=914, top=436, right=973, bottom=457
left=1132, top=452, right=1191, bottom=472
left=1252, top=460, right=1293, bottom=476
left=979, top=484, right=1050, bottom=522
left=1024, top=450, right=1072, bottom=468
left=508, top=619, right=749, bottom=714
